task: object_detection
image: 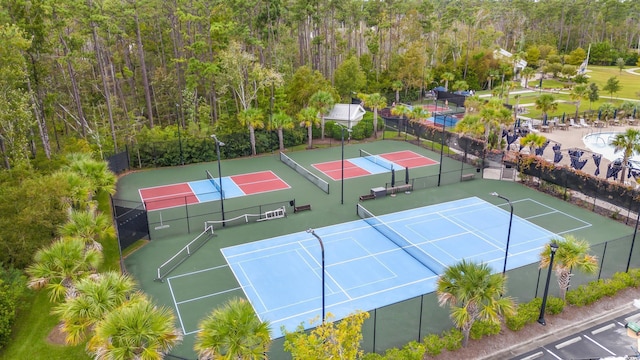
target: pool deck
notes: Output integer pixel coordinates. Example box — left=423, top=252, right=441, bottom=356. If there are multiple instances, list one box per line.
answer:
left=524, top=122, right=637, bottom=183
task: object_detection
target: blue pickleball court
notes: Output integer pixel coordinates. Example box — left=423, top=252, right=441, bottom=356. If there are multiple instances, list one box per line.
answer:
left=221, top=197, right=567, bottom=338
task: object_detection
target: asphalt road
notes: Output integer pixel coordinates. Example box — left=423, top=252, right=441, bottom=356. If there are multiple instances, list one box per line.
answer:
left=512, top=311, right=640, bottom=360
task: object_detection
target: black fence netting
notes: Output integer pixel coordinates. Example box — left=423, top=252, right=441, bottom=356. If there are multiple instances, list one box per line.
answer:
left=355, top=232, right=640, bottom=354
left=517, top=155, right=640, bottom=218
left=112, top=197, right=149, bottom=250
left=106, top=148, right=130, bottom=174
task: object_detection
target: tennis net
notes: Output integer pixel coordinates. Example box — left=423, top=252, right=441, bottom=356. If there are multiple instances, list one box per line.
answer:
left=155, top=225, right=215, bottom=281
left=357, top=204, right=443, bottom=275
left=205, top=170, right=225, bottom=198
left=359, top=149, right=395, bottom=170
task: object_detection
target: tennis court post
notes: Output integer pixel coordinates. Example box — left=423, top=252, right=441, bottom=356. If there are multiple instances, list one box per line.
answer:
left=211, top=134, right=226, bottom=227
left=491, top=192, right=513, bottom=276
left=307, top=228, right=325, bottom=323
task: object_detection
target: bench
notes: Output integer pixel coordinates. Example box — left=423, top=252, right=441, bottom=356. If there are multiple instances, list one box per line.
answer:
left=359, top=194, right=375, bottom=201
left=461, top=173, right=475, bottom=181
left=386, top=184, right=413, bottom=194
left=294, top=204, right=312, bottom=213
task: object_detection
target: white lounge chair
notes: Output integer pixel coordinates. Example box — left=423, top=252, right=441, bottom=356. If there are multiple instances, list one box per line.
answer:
left=569, top=118, right=582, bottom=127
left=579, top=118, right=591, bottom=127
left=526, top=122, right=539, bottom=133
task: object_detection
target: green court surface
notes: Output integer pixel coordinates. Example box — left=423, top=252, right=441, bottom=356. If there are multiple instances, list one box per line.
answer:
left=117, top=140, right=636, bottom=359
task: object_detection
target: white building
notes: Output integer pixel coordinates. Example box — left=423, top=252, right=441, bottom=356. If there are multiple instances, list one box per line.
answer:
left=324, top=104, right=367, bottom=128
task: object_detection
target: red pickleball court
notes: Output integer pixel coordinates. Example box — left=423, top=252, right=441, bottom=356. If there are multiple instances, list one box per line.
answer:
left=139, top=170, right=290, bottom=211
left=312, top=150, right=437, bottom=180
left=313, top=160, right=371, bottom=181
left=379, top=150, right=438, bottom=168
left=230, top=171, right=290, bottom=195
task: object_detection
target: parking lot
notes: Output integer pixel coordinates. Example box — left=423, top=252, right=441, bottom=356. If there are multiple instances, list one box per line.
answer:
left=513, top=311, right=640, bottom=360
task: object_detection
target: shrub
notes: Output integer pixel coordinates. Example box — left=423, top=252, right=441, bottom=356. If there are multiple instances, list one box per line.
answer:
left=470, top=319, right=501, bottom=340
left=0, top=266, right=27, bottom=350
left=441, top=328, right=463, bottom=351
left=423, top=333, right=444, bottom=356
left=505, top=298, right=540, bottom=331
left=545, top=296, right=565, bottom=315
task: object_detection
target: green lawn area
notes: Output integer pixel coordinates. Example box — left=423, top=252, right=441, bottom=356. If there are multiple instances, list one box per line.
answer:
left=0, top=291, right=88, bottom=360
left=509, top=66, right=640, bottom=119
left=1, top=191, right=118, bottom=360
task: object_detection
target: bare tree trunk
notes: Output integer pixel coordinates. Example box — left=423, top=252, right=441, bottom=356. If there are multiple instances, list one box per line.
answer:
left=25, top=61, right=51, bottom=159
left=133, top=4, right=155, bottom=128
left=60, top=35, right=88, bottom=139
left=0, top=137, right=9, bottom=169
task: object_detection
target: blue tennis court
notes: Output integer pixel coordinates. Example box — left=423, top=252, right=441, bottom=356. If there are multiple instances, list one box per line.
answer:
left=221, top=197, right=565, bottom=337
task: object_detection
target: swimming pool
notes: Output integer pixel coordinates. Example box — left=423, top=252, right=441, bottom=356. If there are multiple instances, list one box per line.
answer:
left=582, top=131, right=639, bottom=161
left=428, top=114, right=460, bottom=127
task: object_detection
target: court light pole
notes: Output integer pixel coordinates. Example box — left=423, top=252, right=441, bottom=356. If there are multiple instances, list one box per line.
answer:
left=491, top=192, right=513, bottom=276
left=437, top=107, right=446, bottom=187
left=307, top=228, right=325, bottom=322
left=538, top=242, right=559, bottom=326
left=211, top=134, right=225, bottom=227
left=626, top=204, right=640, bottom=272
left=338, top=124, right=352, bottom=205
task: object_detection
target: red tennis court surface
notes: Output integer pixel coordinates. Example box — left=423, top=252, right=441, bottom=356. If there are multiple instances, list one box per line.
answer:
left=423, top=104, right=450, bottom=112
left=313, top=151, right=437, bottom=180
left=230, top=171, right=290, bottom=194
left=312, top=160, right=371, bottom=181
left=379, top=150, right=438, bottom=168
left=140, top=183, right=199, bottom=211
left=139, top=170, right=290, bottom=211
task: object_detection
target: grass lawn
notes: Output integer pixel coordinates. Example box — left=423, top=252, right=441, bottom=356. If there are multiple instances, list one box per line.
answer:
left=0, top=191, right=118, bottom=360
left=508, top=66, right=640, bottom=119
left=0, top=291, right=88, bottom=360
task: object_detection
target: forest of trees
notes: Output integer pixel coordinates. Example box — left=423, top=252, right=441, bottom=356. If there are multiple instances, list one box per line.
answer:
left=2, top=0, right=640, bottom=168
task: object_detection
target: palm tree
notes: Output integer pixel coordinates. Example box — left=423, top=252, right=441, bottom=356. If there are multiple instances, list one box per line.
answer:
left=194, top=297, right=271, bottom=359
left=534, top=94, right=558, bottom=123
left=441, top=72, right=455, bottom=91
left=463, top=95, right=482, bottom=115
left=391, top=80, right=403, bottom=103
left=358, top=93, right=387, bottom=138
left=437, top=259, right=515, bottom=347
left=620, top=101, right=636, bottom=120
left=540, top=236, right=598, bottom=301
left=391, top=104, right=412, bottom=137
left=64, top=154, right=116, bottom=208
left=309, top=90, right=335, bottom=140
left=452, top=80, right=469, bottom=92
left=26, top=237, right=103, bottom=302
left=455, top=98, right=513, bottom=151
left=269, top=112, right=294, bottom=151
left=521, top=67, right=535, bottom=88
left=519, top=133, right=548, bottom=155
left=51, top=271, right=137, bottom=345
left=87, top=295, right=183, bottom=359
left=610, top=128, right=640, bottom=183
left=599, top=102, right=616, bottom=124
left=569, top=84, right=588, bottom=121
left=238, top=107, right=265, bottom=156
left=59, top=208, right=115, bottom=252
left=298, top=106, right=319, bottom=149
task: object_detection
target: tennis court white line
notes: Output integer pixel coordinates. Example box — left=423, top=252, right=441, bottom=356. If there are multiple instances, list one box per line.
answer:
left=222, top=222, right=370, bottom=259
left=352, top=237, right=398, bottom=278
left=524, top=198, right=592, bottom=227
left=266, top=274, right=437, bottom=324
left=175, top=287, right=243, bottom=305
left=297, top=241, right=351, bottom=300
left=166, top=264, right=230, bottom=280
left=237, top=262, right=268, bottom=312
left=166, top=277, right=187, bottom=335
left=583, top=334, right=616, bottom=355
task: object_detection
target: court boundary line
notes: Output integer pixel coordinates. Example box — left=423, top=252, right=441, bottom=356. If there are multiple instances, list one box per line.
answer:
left=167, top=264, right=244, bottom=335
left=297, top=240, right=352, bottom=300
